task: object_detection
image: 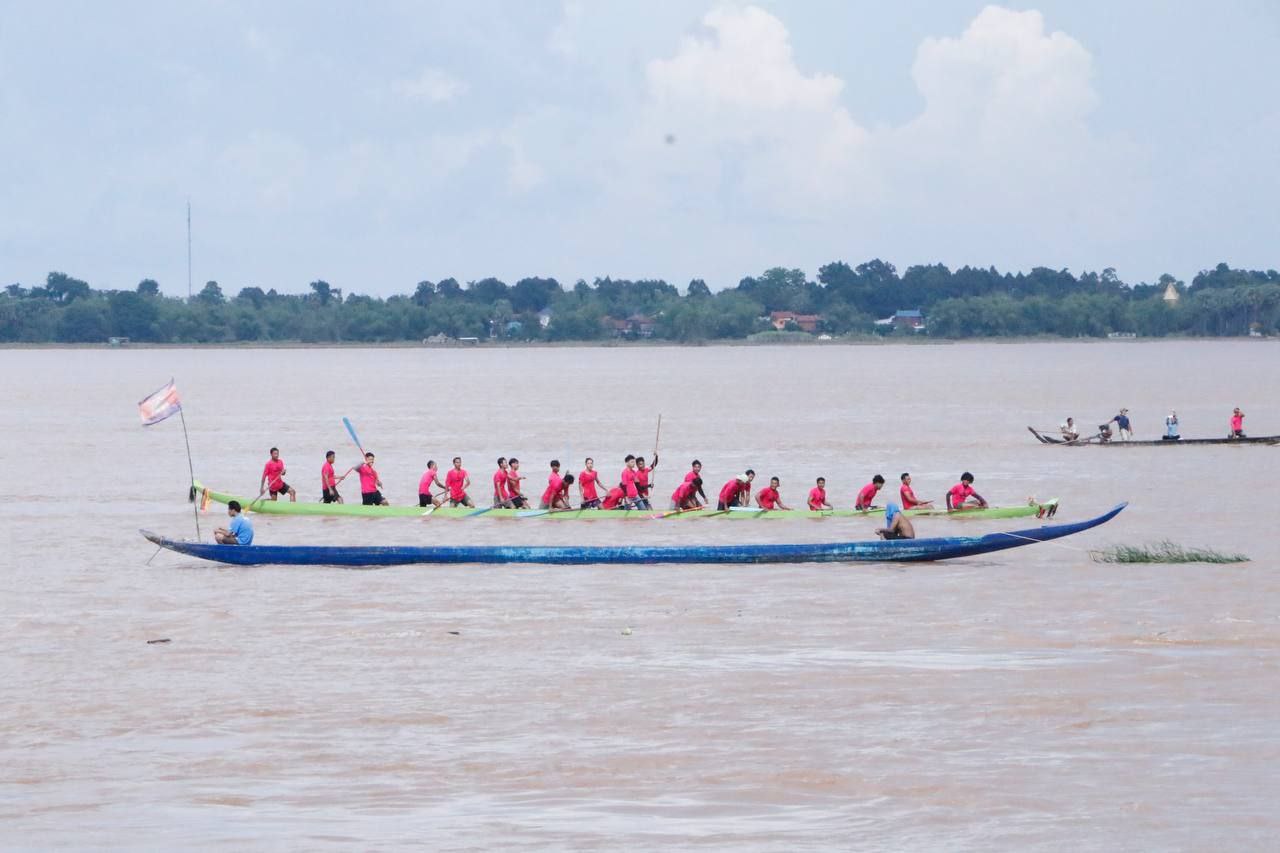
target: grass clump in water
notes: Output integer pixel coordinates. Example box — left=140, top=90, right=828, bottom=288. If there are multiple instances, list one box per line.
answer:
left=1090, top=541, right=1249, bottom=564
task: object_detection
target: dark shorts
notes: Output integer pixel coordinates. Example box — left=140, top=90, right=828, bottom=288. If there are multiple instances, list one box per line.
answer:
left=322, top=487, right=340, bottom=503
left=509, top=495, right=528, bottom=508
left=270, top=481, right=291, bottom=495
left=449, top=495, right=470, bottom=507
left=581, top=499, right=601, bottom=510
left=362, top=491, right=384, bottom=506
left=419, top=493, right=433, bottom=507
left=881, top=528, right=907, bottom=540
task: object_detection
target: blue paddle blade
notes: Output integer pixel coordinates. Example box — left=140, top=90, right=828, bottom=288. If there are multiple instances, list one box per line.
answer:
left=342, top=417, right=362, bottom=451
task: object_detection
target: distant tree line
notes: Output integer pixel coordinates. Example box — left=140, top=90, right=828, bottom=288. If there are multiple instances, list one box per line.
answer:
left=2, top=261, right=1278, bottom=344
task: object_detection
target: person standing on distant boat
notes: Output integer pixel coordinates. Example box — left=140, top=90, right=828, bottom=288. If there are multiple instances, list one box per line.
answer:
left=620, top=455, right=641, bottom=509
left=1060, top=418, right=1079, bottom=442
left=754, top=476, right=791, bottom=511
left=716, top=470, right=754, bottom=510
left=445, top=457, right=474, bottom=508
left=1164, top=411, right=1180, bottom=440
left=808, top=477, right=832, bottom=511
left=684, top=460, right=708, bottom=505
left=946, top=472, right=987, bottom=511
left=492, top=457, right=511, bottom=507
left=899, top=473, right=933, bottom=509
left=634, top=454, right=659, bottom=510
left=215, top=500, right=254, bottom=545
left=540, top=460, right=565, bottom=509
left=506, top=458, right=528, bottom=508
left=578, top=458, right=604, bottom=509
left=419, top=460, right=444, bottom=508
left=875, top=502, right=915, bottom=540
left=356, top=452, right=388, bottom=506
left=260, top=447, right=296, bottom=502
left=855, top=475, right=885, bottom=511
left=321, top=450, right=344, bottom=503
left=670, top=477, right=704, bottom=510
left=1230, top=407, right=1246, bottom=438
left=1112, top=408, right=1133, bottom=441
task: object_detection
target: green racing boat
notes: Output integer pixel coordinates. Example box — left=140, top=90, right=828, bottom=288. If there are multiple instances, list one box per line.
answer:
left=193, top=480, right=1058, bottom=522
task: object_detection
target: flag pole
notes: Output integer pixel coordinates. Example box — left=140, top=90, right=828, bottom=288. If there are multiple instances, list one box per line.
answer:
left=178, top=407, right=201, bottom=541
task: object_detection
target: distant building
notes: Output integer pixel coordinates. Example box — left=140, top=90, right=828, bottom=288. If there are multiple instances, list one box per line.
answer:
left=606, top=314, right=656, bottom=338
left=875, top=309, right=926, bottom=331
left=537, top=308, right=553, bottom=329
left=768, top=311, right=821, bottom=333
left=1162, top=282, right=1181, bottom=304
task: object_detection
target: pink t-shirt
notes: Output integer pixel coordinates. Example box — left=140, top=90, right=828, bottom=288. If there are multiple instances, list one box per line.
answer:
left=419, top=469, right=438, bottom=495
left=493, top=468, right=509, bottom=500
left=541, top=472, right=563, bottom=505
left=506, top=468, right=523, bottom=496
left=620, top=467, right=638, bottom=499
left=900, top=484, right=925, bottom=508
left=684, top=469, right=699, bottom=483
left=808, top=487, right=826, bottom=510
left=579, top=469, right=601, bottom=501
left=263, top=459, right=285, bottom=490
left=635, top=466, right=651, bottom=495
left=718, top=479, right=744, bottom=505
left=856, top=483, right=879, bottom=510
left=321, top=461, right=336, bottom=489
left=602, top=487, right=625, bottom=510
left=357, top=463, right=378, bottom=494
left=949, top=483, right=974, bottom=508
left=672, top=481, right=696, bottom=505
left=1231, top=413, right=1244, bottom=431
left=446, top=468, right=468, bottom=500
left=756, top=486, right=780, bottom=509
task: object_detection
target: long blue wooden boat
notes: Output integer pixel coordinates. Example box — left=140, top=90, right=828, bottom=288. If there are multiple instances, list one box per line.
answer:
left=140, top=503, right=1125, bottom=566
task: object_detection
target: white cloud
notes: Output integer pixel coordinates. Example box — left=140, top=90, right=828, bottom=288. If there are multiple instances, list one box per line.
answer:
left=393, top=67, right=467, bottom=103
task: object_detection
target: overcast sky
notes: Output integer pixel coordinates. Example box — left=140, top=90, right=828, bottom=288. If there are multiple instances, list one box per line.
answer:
left=2, top=1, right=1278, bottom=296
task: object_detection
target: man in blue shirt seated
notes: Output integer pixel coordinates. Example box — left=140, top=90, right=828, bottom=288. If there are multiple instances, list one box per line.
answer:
left=215, top=500, right=254, bottom=545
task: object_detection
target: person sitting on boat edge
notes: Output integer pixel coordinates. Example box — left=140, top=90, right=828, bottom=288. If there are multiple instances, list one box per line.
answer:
left=260, top=446, right=296, bottom=502
left=1163, top=411, right=1180, bottom=440
left=684, top=460, right=708, bottom=505
left=875, top=502, right=915, bottom=540
left=899, top=472, right=933, bottom=509
left=755, top=477, right=791, bottom=511
left=419, top=460, right=444, bottom=508
left=541, top=471, right=575, bottom=510
left=215, top=500, right=254, bottom=545
left=506, top=458, right=528, bottom=508
left=946, top=472, right=987, bottom=511
left=578, top=457, right=604, bottom=509
left=355, top=452, right=388, bottom=506
left=808, top=477, right=832, bottom=511
left=671, top=477, right=704, bottom=511
left=445, top=456, right=474, bottom=508
left=855, top=475, right=885, bottom=511
left=1230, top=407, right=1246, bottom=438
left=321, top=450, right=344, bottom=504
left=1060, top=417, right=1079, bottom=442
left=716, top=471, right=754, bottom=511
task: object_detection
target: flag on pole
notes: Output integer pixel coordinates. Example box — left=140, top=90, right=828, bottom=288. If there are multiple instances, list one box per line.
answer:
left=138, top=379, right=183, bottom=426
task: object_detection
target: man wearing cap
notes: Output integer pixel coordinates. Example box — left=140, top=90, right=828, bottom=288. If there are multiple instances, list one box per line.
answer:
left=717, top=470, right=755, bottom=510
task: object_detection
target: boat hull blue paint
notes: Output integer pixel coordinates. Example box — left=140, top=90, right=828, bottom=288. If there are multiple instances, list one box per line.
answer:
left=141, top=504, right=1125, bottom=567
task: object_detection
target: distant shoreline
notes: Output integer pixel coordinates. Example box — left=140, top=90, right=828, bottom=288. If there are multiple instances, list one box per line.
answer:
left=0, top=335, right=1272, bottom=350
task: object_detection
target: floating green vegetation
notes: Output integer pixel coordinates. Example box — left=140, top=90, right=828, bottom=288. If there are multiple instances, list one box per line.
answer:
left=1090, top=541, right=1249, bottom=564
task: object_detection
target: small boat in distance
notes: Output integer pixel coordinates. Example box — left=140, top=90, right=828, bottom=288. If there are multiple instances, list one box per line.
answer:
left=193, top=480, right=1058, bottom=522
left=1027, top=427, right=1280, bottom=447
left=141, top=503, right=1126, bottom=567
